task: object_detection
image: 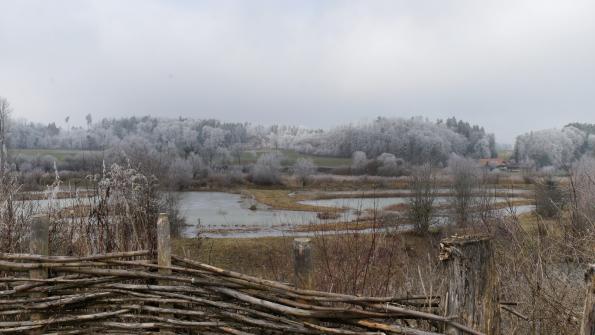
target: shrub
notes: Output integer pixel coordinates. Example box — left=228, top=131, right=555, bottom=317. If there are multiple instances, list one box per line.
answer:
left=251, top=153, right=283, bottom=185
left=376, top=153, right=406, bottom=176
left=293, top=158, right=316, bottom=187
left=351, top=151, right=367, bottom=174
left=534, top=175, right=566, bottom=218
left=448, top=154, right=479, bottom=226
left=408, top=163, right=436, bottom=234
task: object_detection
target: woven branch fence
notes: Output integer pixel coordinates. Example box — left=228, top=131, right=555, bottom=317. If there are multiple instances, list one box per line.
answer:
left=0, top=214, right=593, bottom=335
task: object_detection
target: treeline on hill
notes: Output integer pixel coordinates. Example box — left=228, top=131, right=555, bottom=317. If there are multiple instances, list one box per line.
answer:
left=11, top=113, right=595, bottom=187
left=514, top=124, right=595, bottom=169
left=8, top=116, right=496, bottom=182
left=292, top=117, right=497, bottom=164
left=8, top=116, right=323, bottom=188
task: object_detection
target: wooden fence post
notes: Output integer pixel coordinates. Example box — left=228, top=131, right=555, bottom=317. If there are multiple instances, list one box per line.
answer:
left=29, top=214, right=49, bottom=335
left=293, top=238, right=313, bottom=290
left=581, top=264, right=595, bottom=335
left=440, top=235, right=500, bottom=335
left=157, top=213, right=173, bottom=334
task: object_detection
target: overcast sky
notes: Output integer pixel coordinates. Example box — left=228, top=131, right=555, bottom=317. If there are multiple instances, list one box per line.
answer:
left=1, top=0, right=594, bottom=143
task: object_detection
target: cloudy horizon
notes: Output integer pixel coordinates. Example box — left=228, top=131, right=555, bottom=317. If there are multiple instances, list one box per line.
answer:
left=1, top=0, right=595, bottom=143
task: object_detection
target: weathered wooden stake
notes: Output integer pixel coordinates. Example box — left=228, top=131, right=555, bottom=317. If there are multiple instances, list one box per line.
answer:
left=157, top=213, right=173, bottom=334
left=581, top=264, right=595, bottom=335
left=29, top=214, right=49, bottom=335
left=293, top=238, right=313, bottom=290
left=440, top=235, right=500, bottom=335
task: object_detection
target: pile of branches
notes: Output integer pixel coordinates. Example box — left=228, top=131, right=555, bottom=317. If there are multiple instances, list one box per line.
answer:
left=0, top=251, right=483, bottom=335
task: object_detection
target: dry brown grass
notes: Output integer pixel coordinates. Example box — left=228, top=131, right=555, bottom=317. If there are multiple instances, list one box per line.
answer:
left=173, top=236, right=295, bottom=281
left=382, top=198, right=534, bottom=212
left=244, top=189, right=344, bottom=213
left=172, top=231, right=441, bottom=296
left=290, top=218, right=381, bottom=233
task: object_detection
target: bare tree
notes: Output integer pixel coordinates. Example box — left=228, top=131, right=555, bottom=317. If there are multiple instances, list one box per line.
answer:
left=569, top=156, right=595, bottom=233
left=448, top=154, right=479, bottom=226
left=0, top=97, right=11, bottom=177
left=85, top=113, right=92, bottom=129
left=408, top=163, right=436, bottom=234
left=534, top=174, right=566, bottom=219
left=0, top=99, right=24, bottom=253
left=475, top=168, right=497, bottom=225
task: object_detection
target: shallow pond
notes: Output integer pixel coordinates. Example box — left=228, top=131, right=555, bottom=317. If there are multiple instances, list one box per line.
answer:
left=298, top=197, right=409, bottom=210
left=16, top=190, right=535, bottom=239
left=178, top=192, right=351, bottom=238
left=15, top=197, right=95, bottom=214
left=178, top=192, right=534, bottom=238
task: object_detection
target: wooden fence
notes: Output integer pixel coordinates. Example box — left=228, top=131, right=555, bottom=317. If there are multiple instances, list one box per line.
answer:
left=0, top=214, right=593, bottom=334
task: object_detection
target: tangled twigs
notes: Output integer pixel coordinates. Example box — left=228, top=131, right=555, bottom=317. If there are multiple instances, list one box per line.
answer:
left=0, top=251, right=484, bottom=334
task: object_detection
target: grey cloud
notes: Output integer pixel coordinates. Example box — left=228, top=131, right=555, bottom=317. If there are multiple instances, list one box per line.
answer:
left=1, top=0, right=594, bottom=143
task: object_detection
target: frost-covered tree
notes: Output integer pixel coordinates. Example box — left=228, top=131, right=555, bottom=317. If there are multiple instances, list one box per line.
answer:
left=293, top=158, right=316, bottom=187
left=187, top=153, right=209, bottom=179
left=0, top=97, right=11, bottom=175
left=443, top=117, right=497, bottom=158
left=473, top=137, right=492, bottom=159
left=252, top=153, right=283, bottom=185
left=351, top=151, right=367, bottom=174
left=201, top=126, right=227, bottom=166
left=229, top=143, right=245, bottom=165
left=8, top=114, right=499, bottom=176
left=514, top=126, right=588, bottom=168
left=85, top=114, right=92, bottom=129
left=214, top=147, right=232, bottom=168
left=376, top=153, right=406, bottom=176
left=167, top=157, right=193, bottom=190
left=290, top=117, right=492, bottom=164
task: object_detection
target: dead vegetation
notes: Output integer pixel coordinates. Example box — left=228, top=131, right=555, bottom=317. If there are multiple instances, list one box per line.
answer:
left=0, top=156, right=593, bottom=334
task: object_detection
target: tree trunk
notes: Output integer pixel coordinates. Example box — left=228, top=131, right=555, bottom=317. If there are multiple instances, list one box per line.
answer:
left=29, top=215, right=49, bottom=335
left=293, top=238, right=313, bottom=290
left=582, top=265, right=595, bottom=335
left=440, top=235, right=500, bottom=335
left=157, top=213, right=174, bottom=335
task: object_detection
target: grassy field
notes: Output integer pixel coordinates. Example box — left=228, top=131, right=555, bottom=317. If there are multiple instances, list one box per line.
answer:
left=497, top=149, right=514, bottom=160
left=8, top=148, right=95, bottom=162
left=241, top=149, right=351, bottom=167
left=243, top=189, right=343, bottom=213
left=173, top=236, right=294, bottom=277
left=172, top=231, right=438, bottom=284
left=11, top=148, right=350, bottom=167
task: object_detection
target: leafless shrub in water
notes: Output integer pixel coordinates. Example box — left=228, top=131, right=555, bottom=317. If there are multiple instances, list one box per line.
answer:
left=448, top=154, right=479, bottom=226
left=408, top=163, right=437, bottom=234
